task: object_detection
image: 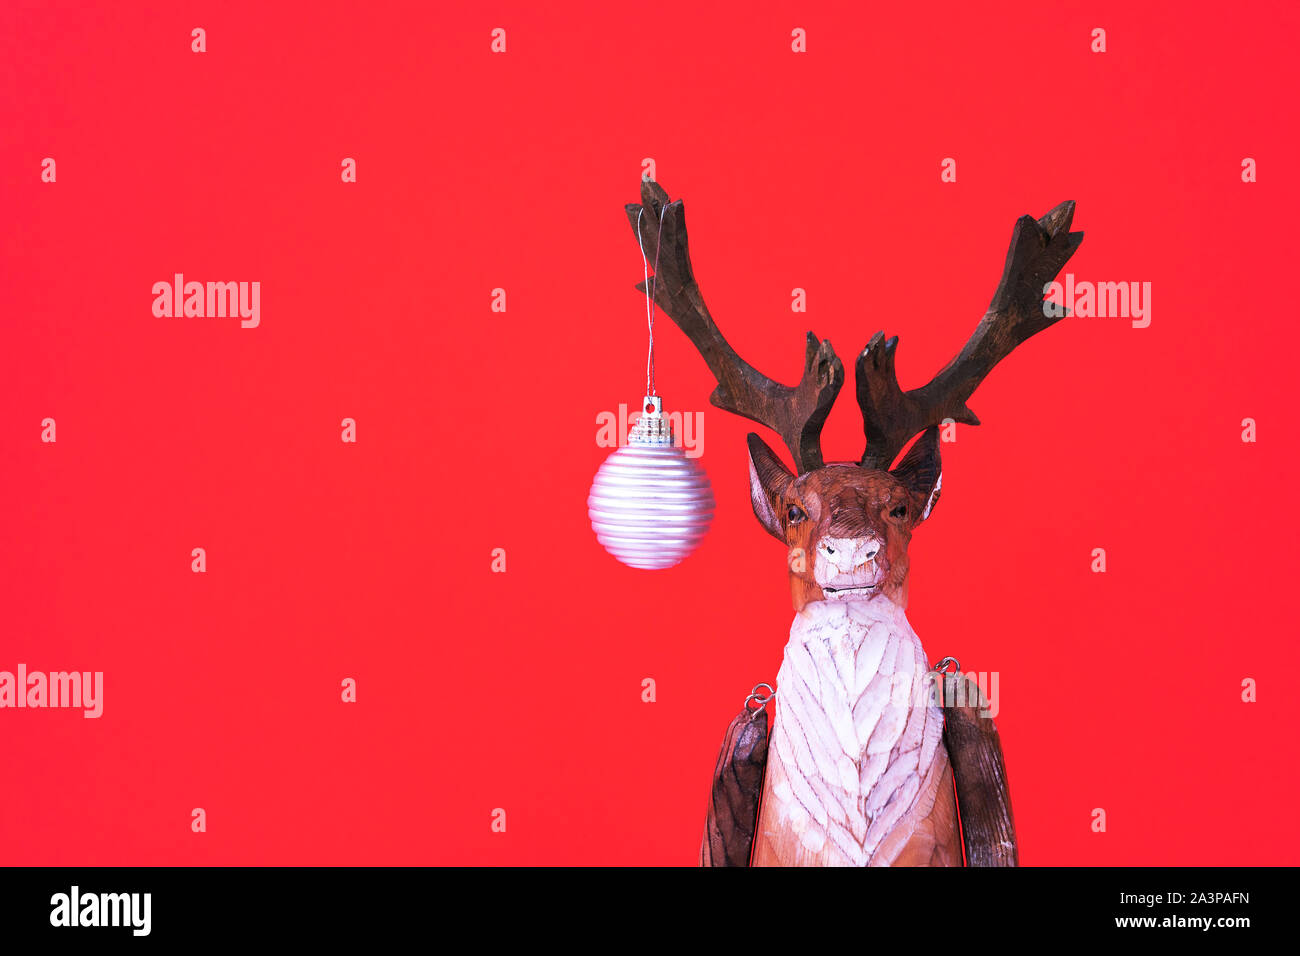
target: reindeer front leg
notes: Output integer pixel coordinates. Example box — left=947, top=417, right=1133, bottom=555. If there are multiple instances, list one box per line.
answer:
left=941, top=671, right=1018, bottom=866
left=700, top=689, right=771, bottom=867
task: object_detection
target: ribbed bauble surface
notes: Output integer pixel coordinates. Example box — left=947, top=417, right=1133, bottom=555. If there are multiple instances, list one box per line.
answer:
left=587, top=442, right=715, bottom=570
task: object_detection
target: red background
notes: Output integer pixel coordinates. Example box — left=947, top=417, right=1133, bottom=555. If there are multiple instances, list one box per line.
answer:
left=2, top=1, right=1297, bottom=865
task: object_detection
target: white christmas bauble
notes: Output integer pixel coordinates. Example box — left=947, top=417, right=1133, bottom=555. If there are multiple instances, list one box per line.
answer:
left=588, top=396, right=715, bottom=570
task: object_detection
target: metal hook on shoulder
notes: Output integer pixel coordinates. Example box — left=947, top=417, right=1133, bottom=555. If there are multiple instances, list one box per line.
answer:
left=744, top=682, right=775, bottom=719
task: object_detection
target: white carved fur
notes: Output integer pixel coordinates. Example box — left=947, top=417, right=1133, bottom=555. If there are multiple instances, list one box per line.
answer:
left=754, top=596, right=945, bottom=866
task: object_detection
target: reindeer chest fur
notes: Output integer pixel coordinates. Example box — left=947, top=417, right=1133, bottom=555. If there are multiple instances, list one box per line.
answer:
left=752, top=598, right=958, bottom=867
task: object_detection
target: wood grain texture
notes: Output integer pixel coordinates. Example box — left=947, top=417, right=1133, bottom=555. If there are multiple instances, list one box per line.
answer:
left=626, top=179, right=843, bottom=474
left=627, top=178, right=1083, bottom=475
left=749, top=599, right=957, bottom=866
left=941, top=672, right=1017, bottom=867
left=700, top=706, right=769, bottom=867
left=869, top=748, right=961, bottom=866
left=854, top=202, right=1084, bottom=469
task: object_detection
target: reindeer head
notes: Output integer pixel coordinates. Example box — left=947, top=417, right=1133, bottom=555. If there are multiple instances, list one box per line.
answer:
left=626, top=180, right=1083, bottom=613
left=747, top=428, right=941, bottom=611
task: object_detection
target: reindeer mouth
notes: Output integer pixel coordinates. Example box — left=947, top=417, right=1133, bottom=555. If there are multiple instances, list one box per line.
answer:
left=822, top=584, right=878, bottom=599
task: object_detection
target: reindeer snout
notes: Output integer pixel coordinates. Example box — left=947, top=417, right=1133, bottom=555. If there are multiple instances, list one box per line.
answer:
left=817, top=537, right=881, bottom=572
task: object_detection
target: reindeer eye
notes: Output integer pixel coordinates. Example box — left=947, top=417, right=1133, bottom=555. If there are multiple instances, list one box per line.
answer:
left=890, top=504, right=908, bottom=519
left=787, top=505, right=807, bottom=524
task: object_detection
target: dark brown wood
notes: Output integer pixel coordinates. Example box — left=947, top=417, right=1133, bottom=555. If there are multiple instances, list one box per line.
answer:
left=700, top=706, right=769, bottom=867
left=941, top=673, right=1017, bottom=867
left=625, top=179, right=1082, bottom=474
left=625, top=180, right=844, bottom=474
left=856, top=202, right=1084, bottom=469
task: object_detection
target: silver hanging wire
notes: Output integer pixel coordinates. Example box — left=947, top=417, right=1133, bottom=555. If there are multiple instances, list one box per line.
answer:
left=636, top=203, right=668, bottom=397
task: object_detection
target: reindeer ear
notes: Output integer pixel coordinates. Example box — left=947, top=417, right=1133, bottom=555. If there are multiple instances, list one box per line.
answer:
left=890, top=426, right=943, bottom=522
left=747, top=433, right=794, bottom=541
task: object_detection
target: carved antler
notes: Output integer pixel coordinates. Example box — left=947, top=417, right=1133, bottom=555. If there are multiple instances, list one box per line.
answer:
left=626, top=180, right=1083, bottom=473
left=855, top=202, right=1084, bottom=469
left=625, top=179, right=844, bottom=473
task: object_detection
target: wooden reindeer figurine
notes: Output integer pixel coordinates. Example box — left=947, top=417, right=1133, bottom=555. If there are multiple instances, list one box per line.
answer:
left=625, top=179, right=1083, bottom=867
